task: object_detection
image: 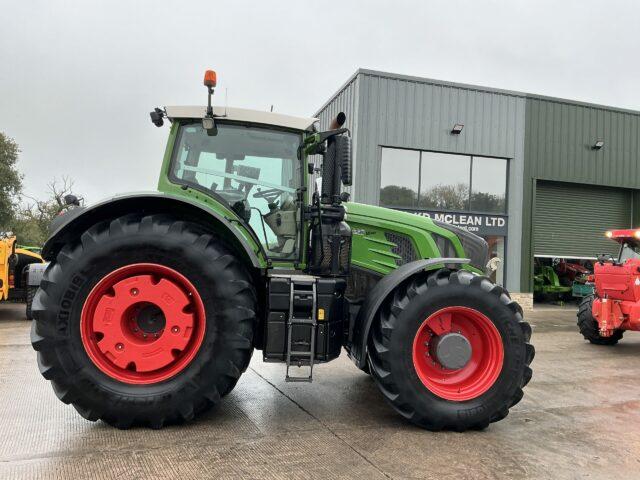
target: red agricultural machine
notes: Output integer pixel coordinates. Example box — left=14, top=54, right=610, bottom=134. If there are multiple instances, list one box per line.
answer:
left=578, top=229, right=640, bottom=345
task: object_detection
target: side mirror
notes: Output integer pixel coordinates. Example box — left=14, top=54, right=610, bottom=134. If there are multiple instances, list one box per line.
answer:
left=149, top=108, right=165, bottom=127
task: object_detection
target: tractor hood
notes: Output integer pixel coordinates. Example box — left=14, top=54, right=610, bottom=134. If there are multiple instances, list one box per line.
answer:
left=344, top=202, right=489, bottom=273
left=344, top=202, right=436, bottom=229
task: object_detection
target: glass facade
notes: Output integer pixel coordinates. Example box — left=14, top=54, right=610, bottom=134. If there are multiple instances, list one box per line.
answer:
left=380, top=147, right=508, bottom=284
left=380, top=148, right=507, bottom=213
left=470, top=156, right=507, bottom=214
left=379, top=148, right=420, bottom=207
left=420, top=152, right=471, bottom=211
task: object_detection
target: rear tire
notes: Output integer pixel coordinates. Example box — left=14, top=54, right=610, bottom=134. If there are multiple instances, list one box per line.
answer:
left=25, top=286, right=36, bottom=320
left=368, top=269, right=534, bottom=431
left=577, top=295, right=622, bottom=345
left=31, top=214, right=257, bottom=428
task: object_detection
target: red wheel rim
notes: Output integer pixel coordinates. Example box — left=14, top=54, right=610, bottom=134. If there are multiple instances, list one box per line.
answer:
left=412, top=306, right=504, bottom=401
left=80, top=263, right=206, bottom=385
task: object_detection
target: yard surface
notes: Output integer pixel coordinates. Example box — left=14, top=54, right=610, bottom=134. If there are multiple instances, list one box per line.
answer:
left=1, top=302, right=639, bottom=479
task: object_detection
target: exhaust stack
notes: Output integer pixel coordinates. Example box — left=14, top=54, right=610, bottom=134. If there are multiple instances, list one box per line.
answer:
left=321, top=112, right=351, bottom=205
left=329, top=112, right=346, bottom=130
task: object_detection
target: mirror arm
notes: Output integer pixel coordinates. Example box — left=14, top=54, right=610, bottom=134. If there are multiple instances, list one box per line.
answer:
left=303, top=128, right=349, bottom=155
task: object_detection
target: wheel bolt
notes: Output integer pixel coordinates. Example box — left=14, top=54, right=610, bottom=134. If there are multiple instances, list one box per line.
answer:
left=130, top=288, right=139, bottom=296
left=154, top=333, right=159, bottom=338
left=171, top=326, right=180, bottom=334
left=115, top=343, right=124, bottom=351
left=143, top=334, right=148, bottom=338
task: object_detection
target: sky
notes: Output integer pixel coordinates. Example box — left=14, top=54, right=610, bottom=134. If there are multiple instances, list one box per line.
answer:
left=1, top=0, right=639, bottom=203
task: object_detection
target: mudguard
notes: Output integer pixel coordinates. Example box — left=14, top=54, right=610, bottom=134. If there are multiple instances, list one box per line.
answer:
left=349, top=257, right=469, bottom=369
left=41, top=192, right=265, bottom=268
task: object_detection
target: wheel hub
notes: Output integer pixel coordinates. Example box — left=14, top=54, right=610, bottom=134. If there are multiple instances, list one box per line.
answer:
left=412, top=306, right=504, bottom=401
left=432, top=332, right=472, bottom=370
left=80, top=263, right=206, bottom=385
left=134, top=304, right=166, bottom=334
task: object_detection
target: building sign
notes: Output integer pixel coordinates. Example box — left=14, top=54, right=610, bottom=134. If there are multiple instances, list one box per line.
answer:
left=398, top=209, right=508, bottom=236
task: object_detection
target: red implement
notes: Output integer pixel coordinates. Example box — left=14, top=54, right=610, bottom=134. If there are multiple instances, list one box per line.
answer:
left=590, top=229, right=640, bottom=337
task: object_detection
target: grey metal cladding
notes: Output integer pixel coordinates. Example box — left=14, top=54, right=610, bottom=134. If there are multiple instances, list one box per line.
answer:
left=353, top=71, right=526, bottom=206
left=525, top=97, right=640, bottom=189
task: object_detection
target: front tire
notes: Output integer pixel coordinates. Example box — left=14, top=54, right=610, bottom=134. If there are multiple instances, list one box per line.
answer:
left=368, top=269, right=534, bottom=431
left=577, top=295, right=622, bottom=345
left=31, top=214, right=257, bottom=428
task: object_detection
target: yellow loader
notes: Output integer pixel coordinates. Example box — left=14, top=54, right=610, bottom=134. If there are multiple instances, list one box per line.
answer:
left=1, top=234, right=44, bottom=319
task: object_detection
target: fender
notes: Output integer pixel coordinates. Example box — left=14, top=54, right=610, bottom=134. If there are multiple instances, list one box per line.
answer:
left=41, top=191, right=265, bottom=269
left=349, top=257, right=469, bottom=369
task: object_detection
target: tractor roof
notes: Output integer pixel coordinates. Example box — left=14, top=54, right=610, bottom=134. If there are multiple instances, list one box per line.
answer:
left=606, top=229, right=640, bottom=242
left=165, top=106, right=318, bottom=131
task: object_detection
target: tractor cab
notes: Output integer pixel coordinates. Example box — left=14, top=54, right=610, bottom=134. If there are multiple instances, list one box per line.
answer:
left=605, top=229, right=640, bottom=263
left=164, top=106, right=314, bottom=261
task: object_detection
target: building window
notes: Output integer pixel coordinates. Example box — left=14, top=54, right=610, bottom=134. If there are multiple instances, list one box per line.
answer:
left=470, top=156, right=507, bottom=214
left=380, top=147, right=507, bottom=214
left=380, top=147, right=509, bottom=286
left=420, top=152, right=470, bottom=211
left=379, top=148, right=420, bottom=207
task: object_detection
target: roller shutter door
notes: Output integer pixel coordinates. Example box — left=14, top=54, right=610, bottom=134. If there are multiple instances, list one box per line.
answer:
left=534, top=181, right=632, bottom=258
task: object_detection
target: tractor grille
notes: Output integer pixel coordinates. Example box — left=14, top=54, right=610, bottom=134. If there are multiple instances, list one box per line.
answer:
left=433, top=234, right=457, bottom=258
left=457, top=229, right=489, bottom=271
left=433, top=221, right=489, bottom=272
left=385, top=232, right=418, bottom=266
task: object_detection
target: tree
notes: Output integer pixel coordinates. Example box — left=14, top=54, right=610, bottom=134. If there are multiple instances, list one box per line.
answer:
left=380, top=185, right=418, bottom=207
left=12, top=177, right=83, bottom=246
left=419, top=183, right=469, bottom=211
left=0, top=133, right=23, bottom=231
left=469, top=191, right=505, bottom=213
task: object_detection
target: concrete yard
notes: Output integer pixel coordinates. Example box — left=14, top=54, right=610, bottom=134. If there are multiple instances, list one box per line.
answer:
left=1, top=302, right=640, bottom=480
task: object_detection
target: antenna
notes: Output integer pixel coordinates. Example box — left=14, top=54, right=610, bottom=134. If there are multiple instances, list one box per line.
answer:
left=270, top=105, right=274, bottom=112
left=224, top=88, right=228, bottom=116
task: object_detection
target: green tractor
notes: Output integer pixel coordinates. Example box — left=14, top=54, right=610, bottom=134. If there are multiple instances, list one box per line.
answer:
left=31, top=71, right=533, bottom=431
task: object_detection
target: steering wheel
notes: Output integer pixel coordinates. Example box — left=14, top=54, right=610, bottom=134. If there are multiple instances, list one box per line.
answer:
left=253, top=187, right=286, bottom=204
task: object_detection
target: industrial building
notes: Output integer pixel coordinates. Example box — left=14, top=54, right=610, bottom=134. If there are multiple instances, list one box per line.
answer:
left=315, top=69, right=640, bottom=302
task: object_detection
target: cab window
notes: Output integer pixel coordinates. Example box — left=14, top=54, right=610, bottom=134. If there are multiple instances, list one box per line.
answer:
left=171, top=123, right=302, bottom=260
left=619, top=243, right=640, bottom=262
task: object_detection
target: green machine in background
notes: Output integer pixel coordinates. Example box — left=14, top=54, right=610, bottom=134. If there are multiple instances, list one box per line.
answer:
left=534, top=264, right=572, bottom=299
